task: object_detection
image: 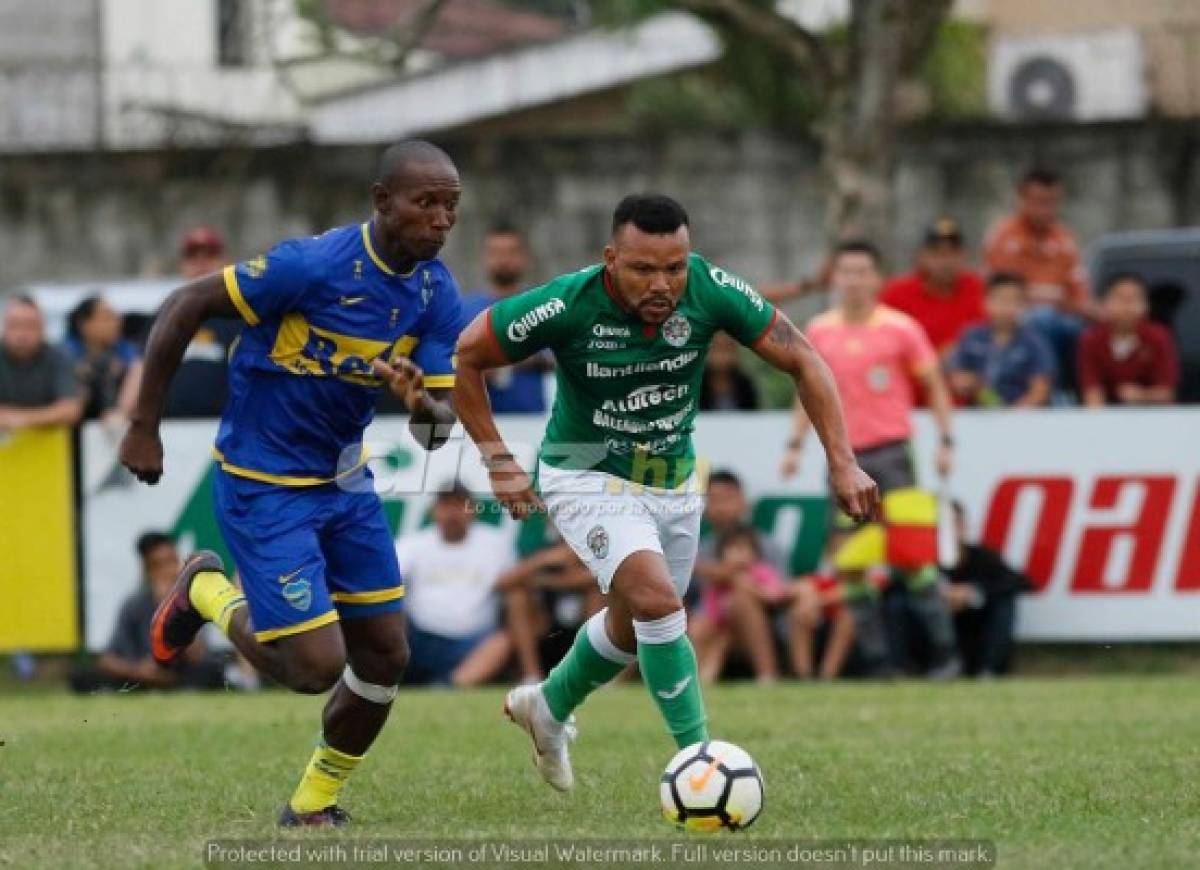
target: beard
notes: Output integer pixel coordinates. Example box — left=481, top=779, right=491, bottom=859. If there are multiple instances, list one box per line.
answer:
left=489, top=268, right=524, bottom=289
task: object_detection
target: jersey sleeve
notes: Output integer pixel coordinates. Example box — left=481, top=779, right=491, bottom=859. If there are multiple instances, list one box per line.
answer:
left=900, top=315, right=938, bottom=376
left=411, top=271, right=467, bottom=390
left=221, top=239, right=311, bottom=326
left=489, top=281, right=571, bottom=362
left=698, top=260, right=777, bottom=346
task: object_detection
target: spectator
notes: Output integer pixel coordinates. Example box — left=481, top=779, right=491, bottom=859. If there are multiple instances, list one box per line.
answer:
left=395, top=483, right=517, bottom=687
left=498, top=538, right=603, bottom=683
left=691, top=525, right=809, bottom=683
left=700, top=331, right=759, bottom=411
left=69, top=533, right=227, bottom=692
left=947, top=273, right=1055, bottom=407
left=0, top=295, right=83, bottom=433
left=64, top=295, right=143, bottom=425
left=458, top=222, right=552, bottom=413
left=163, top=226, right=239, bottom=418
left=689, top=470, right=792, bottom=681
left=1078, top=274, right=1180, bottom=407
left=881, top=219, right=986, bottom=357
left=941, top=503, right=1033, bottom=677
left=782, top=240, right=959, bottom=679
left=790, top=528, right=862, bottom=680
left=984, top=168, right=1091, bottom=393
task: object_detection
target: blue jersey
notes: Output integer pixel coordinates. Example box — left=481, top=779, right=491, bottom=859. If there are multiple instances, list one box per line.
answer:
left=214, top=221, right=465, bottom=485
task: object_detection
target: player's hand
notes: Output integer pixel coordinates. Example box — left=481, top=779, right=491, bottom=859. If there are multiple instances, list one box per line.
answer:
left=120, top=420, right=164, bottom=485
left=935, top=443, right=954, bottom=479
left=779, top=446, right=801, bottom=480
left=372, top=357, right=426, bottom=412
left=829, top=461, right=879, bottom=524
left=486, top=456, right=544, bottom=520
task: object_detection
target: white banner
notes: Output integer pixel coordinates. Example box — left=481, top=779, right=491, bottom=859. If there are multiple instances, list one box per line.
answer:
left=81, top=409, right=1200, bottom=649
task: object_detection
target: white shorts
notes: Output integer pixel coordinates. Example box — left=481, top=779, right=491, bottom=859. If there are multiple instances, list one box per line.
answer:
left=538, top=461, right=704, bottom=595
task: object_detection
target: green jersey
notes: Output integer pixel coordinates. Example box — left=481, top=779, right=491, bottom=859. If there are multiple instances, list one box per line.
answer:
left=489, top=253, right=777, bottom=488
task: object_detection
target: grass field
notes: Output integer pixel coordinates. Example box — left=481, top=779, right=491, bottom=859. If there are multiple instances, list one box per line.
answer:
left=2, top=676, right=1199, bottom=869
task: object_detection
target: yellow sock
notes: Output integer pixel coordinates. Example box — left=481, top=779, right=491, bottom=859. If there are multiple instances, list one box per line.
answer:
left=289, top=743, right=363, bottom=813
left=188, top=570, right=246, bottom=635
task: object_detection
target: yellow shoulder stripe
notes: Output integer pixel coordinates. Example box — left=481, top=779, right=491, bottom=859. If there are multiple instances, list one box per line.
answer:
left=223, top=265, right=260, bottom=326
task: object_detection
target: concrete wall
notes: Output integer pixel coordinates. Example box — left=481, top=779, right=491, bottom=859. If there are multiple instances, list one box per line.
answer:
left=1, top=122, right=1198, bottom=294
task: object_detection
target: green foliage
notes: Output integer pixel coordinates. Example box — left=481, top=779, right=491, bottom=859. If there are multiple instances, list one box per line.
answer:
left=923, top=19, right=988, bottom=119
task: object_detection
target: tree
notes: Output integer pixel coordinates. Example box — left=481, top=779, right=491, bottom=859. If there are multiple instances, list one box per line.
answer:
left=613, top=0, right=955, bottom=254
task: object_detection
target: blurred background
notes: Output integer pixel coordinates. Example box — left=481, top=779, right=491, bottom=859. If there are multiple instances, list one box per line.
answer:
left=2, top=0, right=1199, bottom=693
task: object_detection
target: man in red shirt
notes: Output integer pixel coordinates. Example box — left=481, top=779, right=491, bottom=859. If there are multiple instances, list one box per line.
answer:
left=881, top=219, right=986, bottom=357
left=1078, top=274, right=1179, bottom=406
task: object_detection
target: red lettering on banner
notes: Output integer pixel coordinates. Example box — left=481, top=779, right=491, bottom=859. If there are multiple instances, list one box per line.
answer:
left=1175, top=481, right=1200, bottom=591
left=1071, top=476, right=1175, bottom=593
left=982, top=477, right=1072, bottom=592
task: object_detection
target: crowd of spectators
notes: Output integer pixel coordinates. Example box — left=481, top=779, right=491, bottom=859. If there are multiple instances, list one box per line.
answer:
left=3, top=166, right=1191, bottom=690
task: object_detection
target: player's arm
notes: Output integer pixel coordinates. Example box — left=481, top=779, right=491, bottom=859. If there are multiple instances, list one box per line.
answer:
left=453, top=310, right=542, bottom=519
left=751, top=312, right=879, bottom=522
left=120, top=273, right=239, bottom=484
left=371, top=357, right=457, bottom=451
left=913, top=361, right=955, bottom=478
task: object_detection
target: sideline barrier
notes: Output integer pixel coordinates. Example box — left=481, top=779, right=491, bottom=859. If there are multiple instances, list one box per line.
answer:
left=0, top=427, right=77, bottom=651
left=77, top=409, right=1200, bottom=650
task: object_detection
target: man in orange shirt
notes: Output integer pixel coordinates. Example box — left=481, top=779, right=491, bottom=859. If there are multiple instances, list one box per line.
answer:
left=985, top=168, right=1092, bottom=392
left=781, top=240, right=959, bottom=677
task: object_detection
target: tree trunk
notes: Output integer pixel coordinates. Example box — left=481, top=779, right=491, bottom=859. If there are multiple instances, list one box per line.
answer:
left=817, top=0, right=905, bottom=259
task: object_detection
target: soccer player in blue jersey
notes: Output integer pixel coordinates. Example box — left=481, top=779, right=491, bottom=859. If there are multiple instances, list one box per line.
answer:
left=119, top=140, right=465, bottom=827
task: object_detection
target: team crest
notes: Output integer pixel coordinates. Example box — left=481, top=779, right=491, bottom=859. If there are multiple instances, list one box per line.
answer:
left=662, top=312, right=691, bottom=347
left=281, top=578, right=312, bottom=611
left=586, top=525, right=610, bottom=560
left=244, top=255, right=267, bottom=278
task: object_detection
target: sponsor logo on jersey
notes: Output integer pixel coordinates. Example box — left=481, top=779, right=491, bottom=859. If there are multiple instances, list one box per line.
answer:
left=709, top=265, right=765, bottom=311
left=592, top=401, right=695, bottom=435
left=600, top=383, right=690, bottom=414
left=244, top=255, right=268, bottom=278
left=593, top=324, right=631, bottom=338
left=339, top=295, right=367, bottom=306
left=585, top=350, right=699, bottom=379
left=506, top=298, right=566, bottom=343
left=662, top=312, right=691, bottom=347
left=587, top=339, right=625, bottom=351
left=421, top=269, right=434, bottom=308
left=586, top=525, right=609, bottom=560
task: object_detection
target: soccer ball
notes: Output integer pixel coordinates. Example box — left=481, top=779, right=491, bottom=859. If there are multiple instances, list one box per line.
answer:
left=659, top=739, right=764, bottom=832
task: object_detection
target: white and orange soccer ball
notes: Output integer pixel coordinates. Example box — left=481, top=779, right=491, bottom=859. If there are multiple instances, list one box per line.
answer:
left=659, top=740, right=764, bottom=832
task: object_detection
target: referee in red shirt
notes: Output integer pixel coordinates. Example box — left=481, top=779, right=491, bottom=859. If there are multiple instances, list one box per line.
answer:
left=881, top=219, right=986, bottom=357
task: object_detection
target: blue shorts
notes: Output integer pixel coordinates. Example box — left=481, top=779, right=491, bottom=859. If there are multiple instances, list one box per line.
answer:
left=404, top=622, right=492, bottom=686
left=213, top=467, right=404, bottom=643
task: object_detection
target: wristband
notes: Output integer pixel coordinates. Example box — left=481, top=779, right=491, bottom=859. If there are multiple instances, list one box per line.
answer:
left=481, top=452, right=515, bottom=471
left=940, top=435, right=955, bottom=448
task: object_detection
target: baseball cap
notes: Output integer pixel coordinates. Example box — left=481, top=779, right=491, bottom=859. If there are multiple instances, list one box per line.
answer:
left=180, top=226, right=225, bottom=256
left=923, top=218, right=964, bottom=248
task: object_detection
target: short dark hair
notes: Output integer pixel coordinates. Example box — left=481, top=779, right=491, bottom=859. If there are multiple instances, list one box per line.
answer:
left=987, top=271, right=1026, bottom=294
left=708, top=469, right=743, bottom=491
left=486, top=219, right=524, bottom=239
left=376, top=139, right=455, bottom=186
left=136, top=531, right=175, bottom=561
left=1021, top=167, right=1061, bottom=188
left=1102, top=272, right=1146, bottom=296
left=611, top=194, right=689, bottom=237
left=716, top=524, right=761, bottom=559
left=6, top=294, right=38, bottom=312
left=434, top=479, right=472, bottom=504
left=832, top=239, right=883, bottom=269
left=67, top=294, right=103, bottom=340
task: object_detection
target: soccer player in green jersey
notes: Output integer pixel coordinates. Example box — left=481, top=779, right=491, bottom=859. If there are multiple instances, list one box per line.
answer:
left=453, top=194, right=877, bottom=791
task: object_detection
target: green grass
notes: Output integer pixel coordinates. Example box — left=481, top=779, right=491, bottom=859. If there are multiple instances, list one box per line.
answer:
left=2, top=677, right=1199, bottom=868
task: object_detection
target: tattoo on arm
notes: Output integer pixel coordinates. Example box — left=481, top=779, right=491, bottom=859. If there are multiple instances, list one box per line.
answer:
left=767, top=315, right=799, bottom=350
